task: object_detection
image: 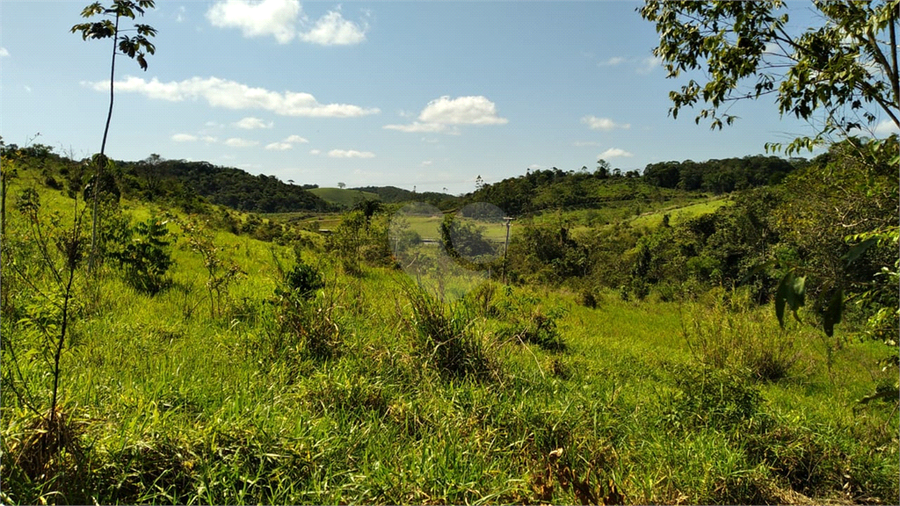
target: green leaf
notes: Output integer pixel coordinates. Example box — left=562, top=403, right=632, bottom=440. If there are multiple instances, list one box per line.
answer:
left=843, top=236, right=879, bottom=265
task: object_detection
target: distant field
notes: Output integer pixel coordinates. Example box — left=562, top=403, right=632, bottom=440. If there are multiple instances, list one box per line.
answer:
left=630, top=196, right=731, bottom=228
left=310, top=187, right=381, bottom=207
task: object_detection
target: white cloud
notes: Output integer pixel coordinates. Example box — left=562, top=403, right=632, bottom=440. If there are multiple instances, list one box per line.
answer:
left=83, top=76, right=380, bottom=118
left=206, top=0, right=301, bottom=44
left=206, top=0, right=368, bottom=46
left=419, top=96, right=508, bottom=125
left=598, top=148, right=634, bottom=159
left=581, top=115, right=630, bottom=131
left=385, top=95, right=507, bottom=133
left=225, top=137, right=259, bottom=147
left=527, top=164, right=543, bottom=171
left=23, top=85, right=32, bottom=93
left=328, top=149, right=375, bottom=158
left=309, top=149, right=321, bottom=155
left=299, top=10, right=368, bottom=46
left=383, top=122, right=448, bottom=133
left=420, top=160, right=433, bottom=167
left=873, top=119, right=900, bottom=136
left=201, top=136, right=219, bottom=143
left=572, top=141, right=600, bottom=147
left=637, top=56, right=663, bottom=75
left=265, top=142, right=293, bottom=150
left=233, top=116, right=273, bottom=129
left=175, top=6, right=186, bottom=23
left=0, top=47, right=9, bottom=58
left=284, top=134, right=309, bottom=143
left=598, top=56, right=626, bottom=66
left=172, top=133, right=198, bottom=142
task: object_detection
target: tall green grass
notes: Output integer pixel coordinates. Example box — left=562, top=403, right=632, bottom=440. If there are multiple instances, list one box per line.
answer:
left=1, top=172, right=897, bottom=505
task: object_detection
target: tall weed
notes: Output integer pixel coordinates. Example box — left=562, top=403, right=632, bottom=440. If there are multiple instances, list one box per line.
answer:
left=682, top=290, right=802, bottom=381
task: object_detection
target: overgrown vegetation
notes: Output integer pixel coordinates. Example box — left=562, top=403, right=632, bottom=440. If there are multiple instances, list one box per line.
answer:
left=2, top=2, right=898, bottom=499
left=1, top=138, right=897, bottom=505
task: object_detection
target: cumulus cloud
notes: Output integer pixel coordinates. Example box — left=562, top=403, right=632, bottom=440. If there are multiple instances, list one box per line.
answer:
left=265, top=142, right=293, bottom=150
left=598, top=148, right=634, bottom=159
left=581, top=115, right=630, bottom=131
left=309, top=149, right=321, bottom=155
left=284, top=134, right=309, bottom=143
left=206, top=0, right=368, bottom=45
left=299, top=10, right=368, bottom=46
left=0, top=47, right=9, bottom=58
left=419, top=96, right=508, bottom=125
left=384, top=95, right=507, bottom=133
left=572, top=141, right=600, bottom=147
left=172, top=133, right=198, bottom=142
left=328, top=149, right=375, bottom=158
left=225, top=137, right=259, bottom=147
left=233, top=116, right=273, bottom=129
left=206, top=0, right=301, bottom=44
left=201, top=136, right=219, bottom=143
left=83, top=76, right=380, bottom=118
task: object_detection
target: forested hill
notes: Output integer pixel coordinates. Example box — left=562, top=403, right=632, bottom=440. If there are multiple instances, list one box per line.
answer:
left=351, top=185, right=456, bottom=207
left=465, top=155, right=803, bottom=216
left=118, top=157, right=331, bottom=213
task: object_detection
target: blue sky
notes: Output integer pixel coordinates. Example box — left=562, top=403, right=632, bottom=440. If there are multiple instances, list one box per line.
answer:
left=2, top=1, right=889, bottom=194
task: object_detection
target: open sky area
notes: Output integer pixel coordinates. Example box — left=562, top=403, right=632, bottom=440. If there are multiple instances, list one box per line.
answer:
left=2, top=1, right=896, bottom=194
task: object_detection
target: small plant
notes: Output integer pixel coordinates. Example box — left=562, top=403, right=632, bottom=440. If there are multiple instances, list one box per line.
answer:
left=2, top=188, right=88, bottom=493
left=682, top=293, right=801, bottom=382
left=404, top=284, right=494, bottom=380
left=181, top=218, right=244, bottom=318
left=108, top=217, right=173, bottom=294
left=282, top=260, right=325, bottom=300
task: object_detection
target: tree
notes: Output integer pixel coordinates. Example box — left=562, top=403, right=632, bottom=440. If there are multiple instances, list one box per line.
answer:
left=639, top=1, right=899, bottom=153
left=337, top=182, right=346, bottom=189
left=72, top=0, right=157, bottom=272
left=595, top=159, right=611, bottom=179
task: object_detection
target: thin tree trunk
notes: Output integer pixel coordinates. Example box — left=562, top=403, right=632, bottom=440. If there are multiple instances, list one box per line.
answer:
left=89, top=13, right=119, bottom=274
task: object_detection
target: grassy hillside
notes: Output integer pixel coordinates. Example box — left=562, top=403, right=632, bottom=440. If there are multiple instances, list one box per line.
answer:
left=1, top=147, right=896, bottom=505
left=0, top=143, right=900, bottom=504
left=310, top=187, right=381, bottom=207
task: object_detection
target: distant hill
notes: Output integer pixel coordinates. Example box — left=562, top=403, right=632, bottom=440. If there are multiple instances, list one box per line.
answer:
left=119, top=159, right=332, bottom=213
left=464, top=156, right=803, bottom=216
left=351, top=186, right=457, bottom=207
left=310, top=187, right=381, bottom=207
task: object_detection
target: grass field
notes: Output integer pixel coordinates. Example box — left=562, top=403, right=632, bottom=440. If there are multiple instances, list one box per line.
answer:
left=628, top=196, right=731, bottom=229
left=309, top=187, right=381, bottom=207
left=1, top=174, right=897, bottom=505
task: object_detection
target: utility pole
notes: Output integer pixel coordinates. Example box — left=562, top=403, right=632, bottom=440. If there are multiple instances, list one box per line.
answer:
left=503, top=216, right=513, bottom=284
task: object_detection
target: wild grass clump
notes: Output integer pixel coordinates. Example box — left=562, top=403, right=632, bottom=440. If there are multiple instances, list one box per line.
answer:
left=404, top=284, right=496, bottom=380
left=661, top=365, right=766, bottom=433
left=683, top=290, right=802, bottom=381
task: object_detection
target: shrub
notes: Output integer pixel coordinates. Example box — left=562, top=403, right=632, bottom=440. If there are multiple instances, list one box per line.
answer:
left=282, top=260, right=324, bottom=299
left=682, top=292, right=801, bottom=382
left=404, top=285, right=494, bottom=380
left=109, top=218, right=173, bottom=295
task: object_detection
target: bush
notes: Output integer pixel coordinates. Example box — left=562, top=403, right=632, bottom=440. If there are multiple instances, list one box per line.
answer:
left=282, top=261, right=324, bottom=300
left=682, top=292, right=802, bottom=382
left=405, top=285, right=495, bottom=380
left=109, top=218, right=173, bottom=295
